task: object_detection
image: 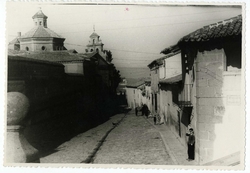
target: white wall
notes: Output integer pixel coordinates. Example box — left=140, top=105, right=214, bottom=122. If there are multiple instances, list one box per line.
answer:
left=165, top=53, right=182, bottom=79
left=63, top=62, right=83, bottom=74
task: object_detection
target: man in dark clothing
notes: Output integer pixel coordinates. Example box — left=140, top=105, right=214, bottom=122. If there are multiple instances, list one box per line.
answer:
left=153, top=114, right=157, bottom=125
left=141, top=104, right=145, bottom=116
left=186, top=128, right=195, bottom=161
left=135, top=107, right=138, bottom=116
left=144, top=104, right=149, bottom=118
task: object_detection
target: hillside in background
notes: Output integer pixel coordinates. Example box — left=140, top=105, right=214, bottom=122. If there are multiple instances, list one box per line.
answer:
left=117, top=67, right=150, bottom=79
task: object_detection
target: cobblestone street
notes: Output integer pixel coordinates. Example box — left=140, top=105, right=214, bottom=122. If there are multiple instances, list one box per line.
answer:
left=41, top=109, right=174, bottom=165
left=93, top=112, right=174, bottom=165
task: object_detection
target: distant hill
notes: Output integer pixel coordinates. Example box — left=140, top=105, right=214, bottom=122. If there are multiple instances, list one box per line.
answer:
left=117, top=67, right=150, bottom=79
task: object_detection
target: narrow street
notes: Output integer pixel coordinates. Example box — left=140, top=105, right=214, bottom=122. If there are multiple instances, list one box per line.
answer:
left=92, top=111, right=174, bottom=165
left=40, top=109, right=174, bottom=164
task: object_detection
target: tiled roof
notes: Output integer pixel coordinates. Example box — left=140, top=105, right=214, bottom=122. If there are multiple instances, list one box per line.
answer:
left=9, top=37, right=20, bottom=44
left=8, top=51, right=85, bottom=62
left=8, top=55, right=63, bottom=66
left=90, top=32, right=99, bottom=38
left=78, top=52, right=99, bottom=59
left=32, top=10, right=48, bottom=19
left=22, top=26, right=63, bottom=38
left=148, top=50, right=180, bottom=68
left=160, top=44, right=180, bottom=55
left=126, top=78, right=145, bottom=88
left=8, top=49, right=26, bottom=55
left=159, top=74, right=182, bottom=84
left=178, top=15, right=242, bottom=44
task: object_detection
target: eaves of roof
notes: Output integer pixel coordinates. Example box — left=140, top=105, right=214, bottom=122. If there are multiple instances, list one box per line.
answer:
left=159, top=74, right=182, bottom=84
left=9, top=37, right=20, bottom=44
left=9, top=51, right=85, bottom=62
left=8, top=55, right=63, bottom=66
left=148, top=50, right=181, bottom=69
left=126, top=80, right=145, bottom=88
left=160, top=44, right=180, bottom=55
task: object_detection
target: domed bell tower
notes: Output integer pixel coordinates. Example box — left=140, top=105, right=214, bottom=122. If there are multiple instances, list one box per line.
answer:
left=32, top=7, right=48, bottom=28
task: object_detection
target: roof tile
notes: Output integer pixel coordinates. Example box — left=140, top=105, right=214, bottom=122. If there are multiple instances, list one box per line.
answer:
left=22, top=26, right=63, bottom=38
left=178, top=15, right=242, bottom=44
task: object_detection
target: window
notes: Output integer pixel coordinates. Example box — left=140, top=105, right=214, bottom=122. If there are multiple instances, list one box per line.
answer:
left=224, top=54, right=241, bottom=72
left=223, top=40, right=241, bottom=72
left=39, top=21, right=42, bottom=25
left=41, top=46, right=46, bottom=51
left=90, top=49, right=93, bottom=52
left=26, top=47, right=29, bottom=51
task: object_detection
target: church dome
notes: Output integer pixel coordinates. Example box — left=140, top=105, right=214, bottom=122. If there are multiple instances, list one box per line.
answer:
left=90, top=32, right=99, bottom=38
left=32, top=9, right=48, bottom=19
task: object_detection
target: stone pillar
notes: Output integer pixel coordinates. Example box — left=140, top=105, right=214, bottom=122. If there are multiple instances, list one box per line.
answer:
left=6, top=92, right=40, bottom=163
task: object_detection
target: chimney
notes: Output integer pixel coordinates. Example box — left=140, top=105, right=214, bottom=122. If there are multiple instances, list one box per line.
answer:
left=17, top=32, right=21, bottom=38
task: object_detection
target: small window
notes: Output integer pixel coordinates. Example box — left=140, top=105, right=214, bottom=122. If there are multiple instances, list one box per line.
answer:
left=26, top=47, right=29, bottom=51
left=39, top=21, right=42, bottom=25
left=224, top=55, right=241, bottom=72
left=41, top=46, right=46, bottom=51
left=90, top=49, right=93, bottom=52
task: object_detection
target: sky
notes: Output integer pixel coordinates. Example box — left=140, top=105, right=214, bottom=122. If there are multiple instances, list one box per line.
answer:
left=6, top=2, right=242, bottom=71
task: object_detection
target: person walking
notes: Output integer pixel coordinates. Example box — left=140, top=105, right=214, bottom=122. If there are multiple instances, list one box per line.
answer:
left=135, top=106, right=138, bottom=116
left=186, top=128, right=195, bottom=161
left=144, top=104, right=149, bottom=118
left=153, top=114, right=157, bottom=125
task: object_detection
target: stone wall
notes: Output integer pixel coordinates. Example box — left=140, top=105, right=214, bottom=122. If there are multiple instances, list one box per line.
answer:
left=195, top=49, right=242, bottom=164
left=7, top=56, right=118, bottom=155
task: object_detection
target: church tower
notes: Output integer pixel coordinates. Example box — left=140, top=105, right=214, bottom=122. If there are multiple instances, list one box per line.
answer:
left=86, top=26, right=106, bottom=58
left=32, top=8, right=48, bottom=28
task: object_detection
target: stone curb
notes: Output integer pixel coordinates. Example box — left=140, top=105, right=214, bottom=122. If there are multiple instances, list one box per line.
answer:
left=144, top=117, right=179, bottom=165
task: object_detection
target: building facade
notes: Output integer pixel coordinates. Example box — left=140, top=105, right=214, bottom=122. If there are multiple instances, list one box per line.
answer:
left=176, top=15, right=243, bottom=164
left=9, top=8, right=66, bottom=52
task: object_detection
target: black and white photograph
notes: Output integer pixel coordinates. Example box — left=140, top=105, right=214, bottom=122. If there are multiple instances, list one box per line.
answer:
left=1, top=0, right=248, bottom=171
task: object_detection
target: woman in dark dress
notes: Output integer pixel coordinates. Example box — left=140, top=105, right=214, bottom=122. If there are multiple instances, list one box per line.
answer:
left=186, top=128, right=195, bottom=161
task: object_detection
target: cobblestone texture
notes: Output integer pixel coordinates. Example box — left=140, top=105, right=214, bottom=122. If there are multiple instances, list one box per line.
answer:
left=93, top=113, right=174, bottom=165
left=41, top=109, right=198, bottom=165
